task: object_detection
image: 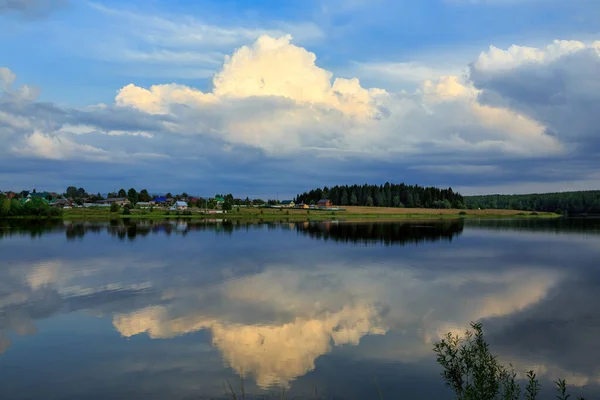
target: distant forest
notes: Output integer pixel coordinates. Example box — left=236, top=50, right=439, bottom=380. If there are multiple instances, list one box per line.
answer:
left=465, top=190, right=600, bottom=214
left=295, top=183, right=465, bottom=208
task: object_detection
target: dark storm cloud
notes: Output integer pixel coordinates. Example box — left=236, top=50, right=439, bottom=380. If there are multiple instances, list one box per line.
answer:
left=470, top=46, right=600, bottom=154
left=0, top=93, right=172, bottom=135
left=67, top=106, right=175, bottom=133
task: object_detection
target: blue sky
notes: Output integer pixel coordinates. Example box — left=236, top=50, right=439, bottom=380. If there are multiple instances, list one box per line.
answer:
left=1, top=0, right=599, bottom=198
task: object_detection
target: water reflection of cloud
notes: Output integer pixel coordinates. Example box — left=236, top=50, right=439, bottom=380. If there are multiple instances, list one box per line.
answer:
left=0, top=258, right=164, bottom=356
left=484, top=278, right=600, bottom=387
left=1, top=222, right=599, bottom=396
left=0, top=285, right=59, bottom=354
left=112, top=263, right=561, bottom=388
left=0, top=332, right=11, bottom=354
left=113, top=302, right=386, bottom=387
left=26, top=261, right=61, bottom=289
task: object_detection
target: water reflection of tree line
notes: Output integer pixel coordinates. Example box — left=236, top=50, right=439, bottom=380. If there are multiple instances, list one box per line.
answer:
left=5, top=218, right=596, bottom=242
left=0, top=219, right=62, bottom=239
left=2, top=220, right=466, bottom=244
left=0, top=219, right=313, bottom=240
left=294, top=221, right=465, bottom=246
left=466, top=217, right=600, bottom=234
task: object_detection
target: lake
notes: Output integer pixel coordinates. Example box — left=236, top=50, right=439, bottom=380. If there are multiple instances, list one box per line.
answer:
left=1, top=218, right=599, bottom=399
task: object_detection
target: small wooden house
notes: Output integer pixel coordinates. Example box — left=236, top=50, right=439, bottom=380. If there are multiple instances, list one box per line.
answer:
left=280, top=200, right=295, bottom=208
left=100, top=198, right=131, bottom=206
left=318, top=199, right=332, bottom=208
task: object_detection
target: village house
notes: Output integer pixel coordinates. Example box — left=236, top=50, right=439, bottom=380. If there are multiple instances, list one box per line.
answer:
left=25, top=192, right=52, bottom=203
left=296, top=203, right=309, bottom=209
left=280, top=200, right=295, bottom=208
left=170, top=201, right=188, bottom=211
left=97, top=197, right=131, bottom=206
left=318, top=199, right=332, bottom=208
left=50, top=197, right=73, bottom=208
left=84, top=203, right=110, bottom=208
left=151, top=196, right=171, bottom=206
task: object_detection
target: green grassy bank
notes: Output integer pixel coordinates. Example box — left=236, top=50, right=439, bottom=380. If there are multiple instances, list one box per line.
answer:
left=42, top=207, right=562, bottom=221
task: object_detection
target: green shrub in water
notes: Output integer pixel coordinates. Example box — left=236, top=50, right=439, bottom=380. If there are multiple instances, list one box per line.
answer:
left=434, top=322, right=585, bottom=400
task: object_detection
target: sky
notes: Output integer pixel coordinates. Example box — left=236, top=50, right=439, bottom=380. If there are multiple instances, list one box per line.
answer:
left=1, top=0, right=599, bottom=198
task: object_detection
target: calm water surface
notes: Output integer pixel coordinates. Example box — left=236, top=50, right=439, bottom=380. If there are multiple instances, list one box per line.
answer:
left=0, top=218, right=599, bottom=399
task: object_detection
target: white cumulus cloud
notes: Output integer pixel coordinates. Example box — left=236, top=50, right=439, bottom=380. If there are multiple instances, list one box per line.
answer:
left=12, top=130, right=109, bottom=161
left=3, top=35, right=599, bottom=192
left=114, top=35, right=562, bottom=157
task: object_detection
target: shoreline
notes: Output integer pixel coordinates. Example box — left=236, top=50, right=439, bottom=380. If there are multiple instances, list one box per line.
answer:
left=2, top=207, right=560, bottom=222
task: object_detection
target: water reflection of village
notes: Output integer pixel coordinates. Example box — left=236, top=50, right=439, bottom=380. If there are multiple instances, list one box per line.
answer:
left=0, top=219, right=465, bottom=245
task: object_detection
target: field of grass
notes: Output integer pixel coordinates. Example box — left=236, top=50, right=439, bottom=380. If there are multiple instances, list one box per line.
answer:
left=56, top=206, right=559, bottom=221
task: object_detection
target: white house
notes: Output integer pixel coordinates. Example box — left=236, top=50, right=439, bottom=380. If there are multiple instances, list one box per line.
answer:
left=170, top=201, right=188, bottom=211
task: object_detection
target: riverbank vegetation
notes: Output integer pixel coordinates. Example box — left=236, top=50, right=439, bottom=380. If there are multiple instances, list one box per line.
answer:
left=224, top=322, right=586, bottom=399
left=52, top=206, right=557, bottom=221
left=0, top=195, right=62, bottom=218
left=434, top=322, right=585, bottom=400
left=0, top=200, right=559, bottom=221
left=466, top=190, right=600, bottom=214
left=5, top=185, right=588, bottom=222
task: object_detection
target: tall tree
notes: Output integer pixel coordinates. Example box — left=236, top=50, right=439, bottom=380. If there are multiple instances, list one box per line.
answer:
left=384, top=182, right=392, bottom=207
left=341, top=190, right=349, bottom=205
left=127, top=188, right=138, bottom=205
left=139, top=189, right=151, bottom=202
left=375, top=191, right=385, bottom=207
left=65, top=186, right=78, bottom=198
left=1, top=196, right=10, bottom=216
left=118, top=188, right=127, bottom=198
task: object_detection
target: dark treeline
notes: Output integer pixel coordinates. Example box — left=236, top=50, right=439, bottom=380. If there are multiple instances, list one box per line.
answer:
left=295, top=183, right=465, bottom=208
left=295, top=221, right=464, bottom=246
left=465, top=190, right=600, bottom=214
